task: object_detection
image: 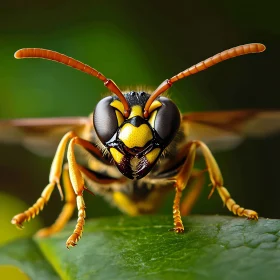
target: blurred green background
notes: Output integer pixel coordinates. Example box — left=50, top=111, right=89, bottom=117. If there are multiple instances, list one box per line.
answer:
left=0, top=0, right=279, bottom=245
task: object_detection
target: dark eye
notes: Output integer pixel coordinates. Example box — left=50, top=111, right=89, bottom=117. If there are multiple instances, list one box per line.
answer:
left=93, top=96, right=118, bottom=143
left=154, top=97, right=181, bottom=145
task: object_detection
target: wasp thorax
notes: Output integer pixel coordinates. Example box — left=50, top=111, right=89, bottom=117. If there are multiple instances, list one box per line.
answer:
left=93, top=91, right=181, bottom=180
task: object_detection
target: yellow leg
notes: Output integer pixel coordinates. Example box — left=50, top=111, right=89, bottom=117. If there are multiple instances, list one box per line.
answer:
left=11, top=129, right=116, bottom=248
left=65, top=137, right=87, bottom=248
left=180, top=169, right=206, bottom=216
left=195, top=141, right=258, bottom=219
left=36, top=163, right=76, bottom=237
left=11, top=131, right=76, bottom=229
left=64, top=136, right=119, bottom=248
left=171, top=142, right=197, bottom=232
left=171, top=141, right=258, bottom=233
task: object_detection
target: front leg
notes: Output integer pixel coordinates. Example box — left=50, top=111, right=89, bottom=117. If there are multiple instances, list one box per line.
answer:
left=64, top=137, right=125, bottom=248
left=65, top=137, right=87, bottom=249
left=171, top=141, right=258, bottom=233
left=11, top=131, right=76, bottom=229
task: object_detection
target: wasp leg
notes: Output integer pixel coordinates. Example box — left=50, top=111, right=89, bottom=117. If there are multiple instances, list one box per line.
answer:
left=36, top=163, right=76, bottom=237
left=193, top=141, right=258, bottom=219
left=172, top=141, right=258, bottom=233
left=64, top=136, right=113, bottom=248
left=11, top=131, right=76, bottom=229
left=180, top=169, right=207, bottom=216
left=65, top=137, right=87, bottom=249
left=171, top=142, right=197, bottom=233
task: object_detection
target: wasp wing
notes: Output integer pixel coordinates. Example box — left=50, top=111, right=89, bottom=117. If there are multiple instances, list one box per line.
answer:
left=181, top=110, right=280, bottom=152
left=0, top=116, right=93, bottom=156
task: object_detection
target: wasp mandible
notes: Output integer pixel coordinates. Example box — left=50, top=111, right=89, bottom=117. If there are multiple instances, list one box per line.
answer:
left=1, top=43, right=279, bottom=249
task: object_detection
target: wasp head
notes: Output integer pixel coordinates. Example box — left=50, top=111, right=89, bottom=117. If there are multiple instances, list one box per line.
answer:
left=93, top=91, right=181, bottom=179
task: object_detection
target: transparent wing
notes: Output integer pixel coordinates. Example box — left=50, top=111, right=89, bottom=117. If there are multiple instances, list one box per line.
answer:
left=181, top=110, right=280, bottom=151
left=0, top=116, right=93, bottom=156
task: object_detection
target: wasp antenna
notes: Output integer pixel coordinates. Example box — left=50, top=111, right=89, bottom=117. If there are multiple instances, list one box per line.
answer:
left=14, top=48, right=130, bottom=117
left=144, top=43, right=266, bottom=118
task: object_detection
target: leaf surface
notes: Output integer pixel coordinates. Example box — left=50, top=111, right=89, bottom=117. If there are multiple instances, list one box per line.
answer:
left=1, top=215, right=280, bottom=280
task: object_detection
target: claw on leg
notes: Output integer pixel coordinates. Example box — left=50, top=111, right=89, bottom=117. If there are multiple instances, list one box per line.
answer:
left=66, top=195, right=86, bottom=249
left=172, top=187, right=185, bottom=233
left=11, top=213, right=26, bottom=229
left=217, top=186, right=258, bottom=220
left=171, top=140, right=259, bottom=235
left=11, top=182, right=55, bottom=229
left=244, top=210, right=258, bottom=220
left=11, top=131, right=77, bottom=234
left=172, top=227, right=185, bottom=233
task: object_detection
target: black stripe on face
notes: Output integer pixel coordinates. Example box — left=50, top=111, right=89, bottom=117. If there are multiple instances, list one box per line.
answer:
left=114, top=154, right=134, bottom=180
left=129, top=116, right=145, bottom=127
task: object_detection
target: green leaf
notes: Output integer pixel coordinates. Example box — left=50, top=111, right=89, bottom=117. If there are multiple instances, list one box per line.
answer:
left=0, top=239, right=59, bottom=279
left=0, top=192, right=42, bottom=246
left=1, top=215, right=280, bottom=280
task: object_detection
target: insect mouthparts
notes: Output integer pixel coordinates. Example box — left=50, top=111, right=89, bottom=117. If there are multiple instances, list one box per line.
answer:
left=9, top=43, right=267, bottom=249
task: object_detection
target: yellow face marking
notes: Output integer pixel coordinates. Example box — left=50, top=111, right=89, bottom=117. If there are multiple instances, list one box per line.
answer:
left=149, top=100, right=162, bottom=113
left=129, top=105, right=143, bottom=119
left=148, top=110, right=158, bottom=128
left=145, top=148, right=161, bottom=164
left=119, top=123, right=153, bottom=148
left=110, top=100, right=124, bottom=114
left=110, top=148, right=124, bottom=164
left=115, top=110, right=124, bottom=126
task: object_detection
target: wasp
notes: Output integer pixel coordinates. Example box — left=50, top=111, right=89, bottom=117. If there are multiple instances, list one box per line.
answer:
left=1, top=43, right=279, bottom=249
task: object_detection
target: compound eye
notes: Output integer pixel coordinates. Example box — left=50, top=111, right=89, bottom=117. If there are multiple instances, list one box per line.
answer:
left=154, top=97, right=181, bottom=145
left=94, top=96, right=119, bottom=143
